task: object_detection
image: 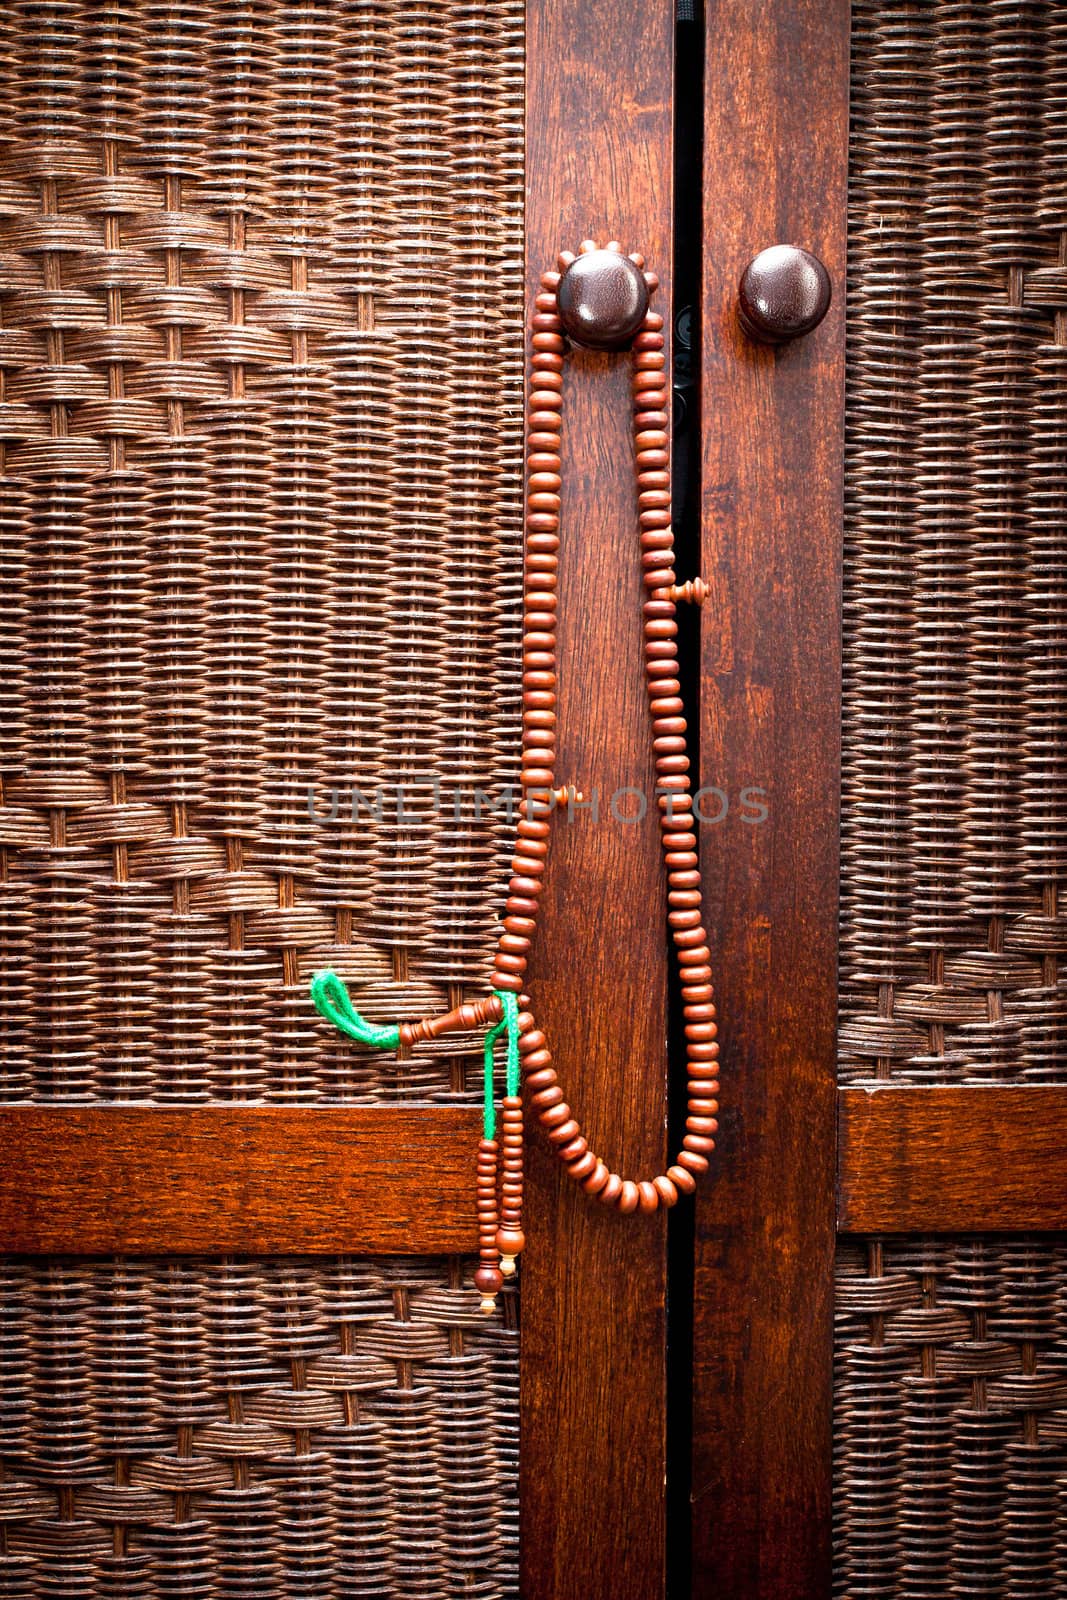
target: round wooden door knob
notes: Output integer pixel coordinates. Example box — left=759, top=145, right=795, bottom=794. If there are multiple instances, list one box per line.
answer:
left=737, top=246, right=831, bottom=344
left=557, top=249, right=649, bottom=350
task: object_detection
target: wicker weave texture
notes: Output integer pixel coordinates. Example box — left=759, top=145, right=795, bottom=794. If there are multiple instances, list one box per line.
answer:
left=0, top=1254, right=518, bottom=1597
left=0, top=0, right=525, bottom=1104
left=841, top=0, right=1067, bottom=1085
left=836, top=1237, right=1067, bottom=1598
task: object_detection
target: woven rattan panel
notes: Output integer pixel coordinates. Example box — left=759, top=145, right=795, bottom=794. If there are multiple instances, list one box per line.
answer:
left=0, top=0, right=524, bottom=1104
left=840, top=0, right=1067, bottom=1085
left=835, top=1238, right=1067, bottom=1598
left=0, top=1254, right=518, bottom=1597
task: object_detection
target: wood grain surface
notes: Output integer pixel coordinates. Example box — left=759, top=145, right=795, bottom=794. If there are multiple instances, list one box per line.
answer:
left=522, top=3, right=674, bottom=1596
left=0, top=1106, right=480, bottom=1255
left=838, top=1087, right=1067, bottom=1233
left=692, top=3, right=850, bottom=1597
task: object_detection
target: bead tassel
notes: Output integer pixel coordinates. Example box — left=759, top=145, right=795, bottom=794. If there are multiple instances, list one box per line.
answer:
left=474, top=1137, right=504, bottom=1314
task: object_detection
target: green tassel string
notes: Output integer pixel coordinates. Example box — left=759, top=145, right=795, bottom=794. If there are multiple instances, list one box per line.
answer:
left=483, top=990, right=521, bottom=1140
left=483, top=1013, right=505, bottom=1141
left=309, top=970, right=401, bottom=1050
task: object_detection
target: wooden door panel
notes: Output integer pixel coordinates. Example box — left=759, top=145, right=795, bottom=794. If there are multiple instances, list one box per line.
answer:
left=0, top=0, right=679, bottom=1595
left=692, top=3, right=849, bottom=1597
left=690, top=1, right=1067, bottom=1595
left=831, top=10, right=1067, bottom=1588
left=522, top=5, right=674, bottom=1597
left=0, top=5, right=530, bottom=1591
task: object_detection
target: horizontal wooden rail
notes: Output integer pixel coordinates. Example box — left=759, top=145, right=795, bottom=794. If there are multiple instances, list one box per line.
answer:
left=0, top=1106, right=481, bottom=1255
left=838, top=1086, right=1067, bottom=1233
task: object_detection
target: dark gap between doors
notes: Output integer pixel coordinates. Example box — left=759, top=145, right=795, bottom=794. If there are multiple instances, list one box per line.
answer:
left=666, top=2, right=704, bottom=1596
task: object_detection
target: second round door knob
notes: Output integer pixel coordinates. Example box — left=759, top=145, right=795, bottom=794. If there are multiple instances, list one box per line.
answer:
left=737, top=245, right=831, bottom=344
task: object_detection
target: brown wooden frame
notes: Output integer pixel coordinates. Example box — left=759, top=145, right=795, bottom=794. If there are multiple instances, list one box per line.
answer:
left=838, top=1087, right=1067, bottom=1233
left=521, top=5, right=675, bottom=1598
left=691, top=3, right=850, bottom=1597
left=0, top=1107, right=480, bottom=1254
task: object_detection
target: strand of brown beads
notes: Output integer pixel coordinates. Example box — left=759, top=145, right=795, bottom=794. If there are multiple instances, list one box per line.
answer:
left=487, top=241, right=718, bottom=1243
left=475, top=1135, right=502, bottom=1313
left=495, top=1093, right=525, bottom=1276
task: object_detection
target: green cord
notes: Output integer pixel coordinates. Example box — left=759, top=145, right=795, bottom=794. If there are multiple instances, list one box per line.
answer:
left=483, top=1004, right=507, bottom=1142
left=500, top=990, right=520, bottom=1098
left=483, top=990, right=521, bottom=1141
left=311, top=971, right=520, bottom=1143
left=309, top=970, right=401, bottom=1050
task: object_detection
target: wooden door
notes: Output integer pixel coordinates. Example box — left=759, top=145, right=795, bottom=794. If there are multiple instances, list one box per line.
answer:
left=0, top=2, right=677, bottom=1598
left=691, top=2, right=1067, bottom=1597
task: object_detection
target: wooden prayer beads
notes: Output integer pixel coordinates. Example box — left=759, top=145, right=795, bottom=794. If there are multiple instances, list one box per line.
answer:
left=314, top=241, right=717, bottom=1322
left=488, top=239, right=718, bottom=1232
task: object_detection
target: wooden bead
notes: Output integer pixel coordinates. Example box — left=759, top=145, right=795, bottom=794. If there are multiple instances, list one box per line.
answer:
left=525, top=1067, right=556, bottom=1094
left=566, top=1150, right=597, bottom=1181
left=509, top=876, right=543, bottom=899
left=581, top=1160, right=611, bottom=1195
left=539, top=1101, right=573, bottom=1129
left=474, top=1262, right=503, bottom=1314
left=686, top=1062, right=720, bottom=1081
left=637, top=1181, right=659, bottom=1214
left=686, top=1116, right=719, bottom=1137
left=505, top=895, right=540, bottom=917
